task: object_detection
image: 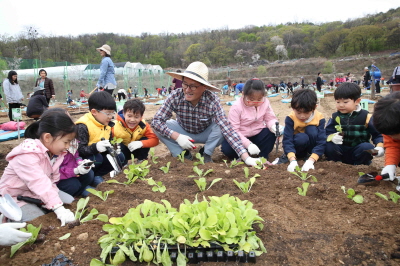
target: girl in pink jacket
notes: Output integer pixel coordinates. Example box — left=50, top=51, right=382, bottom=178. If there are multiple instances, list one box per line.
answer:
left=0, top=109, right=76, bottom=226
left=221, top=78, right=283, bottom=160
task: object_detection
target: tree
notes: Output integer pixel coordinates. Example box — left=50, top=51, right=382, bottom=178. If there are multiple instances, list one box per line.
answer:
left=184, top=43, right=203, bottom=63
left=317, top=29, right=349, bottom=56
left=275, top=45, right=288, bottom=60
left=345, top=25, right=381, bottom=53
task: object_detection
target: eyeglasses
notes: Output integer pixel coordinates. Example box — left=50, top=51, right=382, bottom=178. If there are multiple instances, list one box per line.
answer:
left=97, top=110, right=115, bottom=117
left=182, top=82, right=202, bottom=91
left=245, top=97, right=265, bottom=104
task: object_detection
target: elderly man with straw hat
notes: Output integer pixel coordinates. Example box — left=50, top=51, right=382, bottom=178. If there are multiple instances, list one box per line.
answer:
left=151, top=61, right=261, bottom=166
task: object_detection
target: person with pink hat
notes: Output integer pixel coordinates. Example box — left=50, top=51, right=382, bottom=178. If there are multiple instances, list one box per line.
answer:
left=151, top=61, right=262, bottom=166
left=96, top=44, right=117, bottom=95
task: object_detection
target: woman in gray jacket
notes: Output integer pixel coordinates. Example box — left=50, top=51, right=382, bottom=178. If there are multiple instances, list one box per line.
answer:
left=3, top=70, right=24, bottom=121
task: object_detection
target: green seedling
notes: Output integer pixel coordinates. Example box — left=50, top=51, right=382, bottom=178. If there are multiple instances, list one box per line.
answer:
left=10, top=224, right=42, bottom=257
left=254, top=157, right=267, bottom=170
left=86, top=188, right=114, bottom=201
left=290, top=166, right=317, bottom=182
left=147, top=178, right=166, bottom=193
left=193, top=153, right=205, bottom=166
left=334, top=116, right=343, bottom=133
left=177, top=150, right=186, bottom=163
left=375, top=191, right=400, bottom=203
left=297, top=182, right=310, bottom=196
left=110, top=137, right=123, bottom=145
left=159, top=162, right=171, bottom=174
left=123, top=159, right=150, bottom=184
left=233, top=177, right=256, bottom=193
left=189, top=166, right=214, bottom=178
left=223, top=158, right=244, bottom=168
left=74, top=197, right=100, bottom=223
left=194, top=177, right=222, bottom=191
left=149, top=147, right=158, bottom=164
left=341, top=186, right=363, bottom=204
left=243, top=167, right=261, bottom=178
left=59, top=233, right=71, bottom=240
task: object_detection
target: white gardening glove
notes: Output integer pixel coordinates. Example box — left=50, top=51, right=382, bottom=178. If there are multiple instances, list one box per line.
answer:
left=331, top=133, right=343, bottom=145
left=374, top=147, right=384, bottom=157
left=73, top=162, right=92, bottom=175
left=269, top=125, right=284, bottom=136
left=247, top=143, right=260, bottom=155
left=96, top=139, right=112, bottom=153
left=381, top=165, right=396, bottom=181
left=244, top=157, right=262, bottom=166
left=287, top=160, right=299, bottom=172
left=53, top=206, right=75, bottom=226
left=128, top=141, right=143, bottom=152
left=0, top=223, right=32, bottom=246
left=176, top=134, right=195, bottom=150
left=301, top=160, right=315, bottom=171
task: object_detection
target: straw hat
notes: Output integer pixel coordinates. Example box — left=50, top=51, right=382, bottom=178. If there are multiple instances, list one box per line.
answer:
left=167, top=62, right=220, bottom=92
left=96, top=44, right=111, bottom=55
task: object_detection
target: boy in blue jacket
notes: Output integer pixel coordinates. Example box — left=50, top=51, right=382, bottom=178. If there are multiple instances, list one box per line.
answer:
left=325, top=82, right=384, bottom=165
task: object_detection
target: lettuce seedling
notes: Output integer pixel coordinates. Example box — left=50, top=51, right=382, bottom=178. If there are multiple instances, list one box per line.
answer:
left=149, top=148, right=158, bottom=164
left=335, top=116, right=343, bottom=134
left=123, top=160, right=150, bottom=184
left=223, top=158, right=244, bottom=168
left=194, top=177, right=222, bottom=191
left=159, top=162, right=171, bottom=174
left=297, top=182, right=310, bottom=196
left=290, top=166, right=317, bottom=182
left=375, top=191, right=400, bottom=203
left=341, top=186, right=363, bottom=204
left=10, top=224, right=42, bottom=257
left=86, top=188, right=114, bottom=201
left=244, top=167, right=261, bottom=178
left=189, top=166, right=214, bottom=178
left=110, top=137, right=123, bottom=145
left=233, top=177, right=256, bottom=193
left=147, top=178, right=166, bottom=193
left=254, top=157, right=267, bottom=170
left=193, top=153, right=205, bottom=166
left=74, top=197, right=101, bottom=223
left=177, top=150, right=186, bottom=163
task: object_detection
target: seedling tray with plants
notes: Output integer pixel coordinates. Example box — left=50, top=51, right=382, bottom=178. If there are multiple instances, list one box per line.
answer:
left=92, top=194, right=266, bottom=265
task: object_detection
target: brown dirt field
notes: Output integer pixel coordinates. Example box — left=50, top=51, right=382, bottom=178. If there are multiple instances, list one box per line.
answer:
left=1, top=88, right=400, bottom=266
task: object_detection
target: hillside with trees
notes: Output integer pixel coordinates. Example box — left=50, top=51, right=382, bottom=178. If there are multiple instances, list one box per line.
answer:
left=0, top=7, right=399, bottom=70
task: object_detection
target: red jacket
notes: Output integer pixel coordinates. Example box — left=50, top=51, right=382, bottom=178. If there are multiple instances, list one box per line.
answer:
left=383, top=134, right=400, bottom=166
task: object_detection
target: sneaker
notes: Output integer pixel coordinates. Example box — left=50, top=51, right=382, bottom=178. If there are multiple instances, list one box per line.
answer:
left=273, top=154, right=289, bottom=165
left=203, top=153, right=213, bottom=163
left=184, top=149, right=193, bottom=161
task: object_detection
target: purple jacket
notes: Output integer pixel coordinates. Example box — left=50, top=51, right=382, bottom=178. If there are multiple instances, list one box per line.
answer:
left=228, top=97, right=278, bottom=148
left=0, top=139, right=65, bottom=209
left=59, top=151, right=82, bottom=181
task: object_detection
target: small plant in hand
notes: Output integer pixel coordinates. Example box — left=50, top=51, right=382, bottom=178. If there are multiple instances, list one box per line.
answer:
left=327, top=117, right=343, bottom=141
left=341, top=186, right=363, bottom=204
left=159, top=162, right=171, bottom=174
left=86, top=188, right=114, bottom=201
left=149, top=147, right=158, bottom=164
left=254, top=157, right=267, bottom=170
left=193, top=153, right=205, bottom=166
left=147, top=177, right=166, bottom=193
left=233, top=177, right=256, bottom=193
left=110, top=137, right=123, bottom=145
left=10, top=224, right=42, bottom=257
left=223, top=158, right=244, bottom=168
left=375, top=191, right=400, bottom=203
left=194, top=177, right=222, bottom=191
left=244, top=167, right=261, bottom=178
left=189, top=166, right=214, bottom=178
left=290, top=166, right=318, bottom=182
left=297, top=182, right=310, bottom=196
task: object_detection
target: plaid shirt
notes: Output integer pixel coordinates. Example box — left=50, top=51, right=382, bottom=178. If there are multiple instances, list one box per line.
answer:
left=151, top=88, right=247, bottom=156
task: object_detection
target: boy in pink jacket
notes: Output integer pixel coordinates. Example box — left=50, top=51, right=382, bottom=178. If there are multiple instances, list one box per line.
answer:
left=0, top=109, right=76, bottom=225
left=221, top=78, right=283, bottom=160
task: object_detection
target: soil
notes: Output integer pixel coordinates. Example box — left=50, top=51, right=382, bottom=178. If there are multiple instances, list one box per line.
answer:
left=1, top=89, right=400, bottom=266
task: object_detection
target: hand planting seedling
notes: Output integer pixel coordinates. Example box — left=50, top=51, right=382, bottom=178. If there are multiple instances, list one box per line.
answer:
left=341, top=186, right=363, bottom=204
left=327, top=117, right=344, bottom=142
left=194, top=177, right=222, bottom=191
left=244, top=167, right=261, bottom=178
left=193, top=153, right=205, bottom=166
left=290, top=166, right=317, bottom=182
left=233, top=177, right=256, bottom=193
left=159, top=162, right=171, bottom=174
left=86, top=188, right=114, bottom=201
left=375, top=191, right=400, bottom=203
left=149, top=147, right=159, bottom=164
left=10, top=224, right=41, bottom=257
left=254, top=157, right=267, bottom=170
left=147, top=178, right=166, bottom=193
left=297, top=182, right=310, bottom=196
left=189, top=166, right=213, bottom=178
left=110, top=137, right=123, bottom=145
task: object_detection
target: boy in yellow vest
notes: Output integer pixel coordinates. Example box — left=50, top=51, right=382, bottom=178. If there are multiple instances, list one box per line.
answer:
left=114, top=99, right=159, bottom=163
left=75, top=91, right=124, bottom=185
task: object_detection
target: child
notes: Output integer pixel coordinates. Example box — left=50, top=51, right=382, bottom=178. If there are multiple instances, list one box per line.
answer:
left=26, top=86, right=48, bottom=120
left=325, top=82, right=383, bottom=165
left=274, top=89, right=326, bottom=172
left=75, top=91, right=124, bottom=185
left=0, top=109, right=76, bottom=225
left=371, top=92, right=400, bottom=181
left=114, top=99, right=159, bottom=163
left=221, top=78, right=282, bottom=161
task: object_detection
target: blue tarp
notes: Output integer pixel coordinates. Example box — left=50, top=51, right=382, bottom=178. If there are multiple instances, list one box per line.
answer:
left=0, top=130, right=25, bottom=142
